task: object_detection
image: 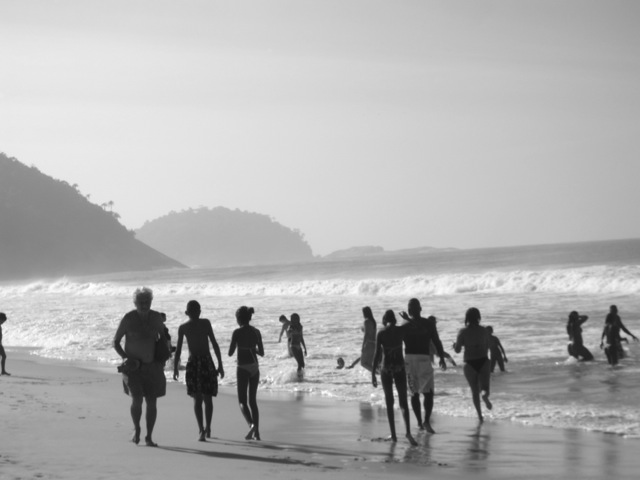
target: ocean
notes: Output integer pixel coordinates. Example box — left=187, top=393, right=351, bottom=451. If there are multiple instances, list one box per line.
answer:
left=2, top=238, right=639, bottom=438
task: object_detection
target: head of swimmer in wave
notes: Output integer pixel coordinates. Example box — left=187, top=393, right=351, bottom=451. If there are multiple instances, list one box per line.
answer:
left=465, top=307, right=481, bottom=326
left=235, top=306, right=255, bottom=326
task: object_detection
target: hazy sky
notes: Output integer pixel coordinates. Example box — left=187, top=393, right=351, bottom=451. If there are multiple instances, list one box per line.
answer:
left=1, top=1, right=639, bottom=255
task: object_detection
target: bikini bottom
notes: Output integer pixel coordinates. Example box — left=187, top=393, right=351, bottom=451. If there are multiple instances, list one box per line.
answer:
left=465, top=357, right=488, bottom=373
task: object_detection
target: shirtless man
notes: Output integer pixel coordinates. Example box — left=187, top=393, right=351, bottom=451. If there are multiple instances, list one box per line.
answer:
left=173, top=300, right=225, bottom=441
left=113, top=287, right=167, bottom=446
left=0, top=312, right=10, bottom=375
left=399, top=298, right=447, bottom=433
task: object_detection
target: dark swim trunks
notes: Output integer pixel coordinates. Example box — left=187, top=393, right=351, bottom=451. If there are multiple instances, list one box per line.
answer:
left=186, top=355, right=218, bottom=397
left=122, top=361, right=167, bottom=398
left=466, top=357, right=489, bottom=373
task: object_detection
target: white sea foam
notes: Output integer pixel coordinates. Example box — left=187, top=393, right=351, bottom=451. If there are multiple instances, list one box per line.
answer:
left=2, top=265, right=640, bottom=298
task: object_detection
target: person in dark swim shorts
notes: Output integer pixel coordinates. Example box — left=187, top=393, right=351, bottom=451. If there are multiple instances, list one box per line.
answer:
left=174, top=300, right=225, bottom=441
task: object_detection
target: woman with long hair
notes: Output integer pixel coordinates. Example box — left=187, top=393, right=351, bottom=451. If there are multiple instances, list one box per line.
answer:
left=229, top=306, right=264, bottom=440
left=287, top=313, right=307, bottom=376
left=453, top=307, right=492, bottom=423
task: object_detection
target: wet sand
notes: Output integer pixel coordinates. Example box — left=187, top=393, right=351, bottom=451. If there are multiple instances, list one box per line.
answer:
left=0, top=348, right=637, bottom=479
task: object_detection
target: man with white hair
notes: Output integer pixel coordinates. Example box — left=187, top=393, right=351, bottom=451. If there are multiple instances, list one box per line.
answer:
left=114, top=287, right=167, bottom=446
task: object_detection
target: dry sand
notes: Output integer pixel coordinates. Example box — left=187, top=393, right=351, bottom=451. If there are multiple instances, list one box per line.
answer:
left=1, top=348, right=637, bottom=479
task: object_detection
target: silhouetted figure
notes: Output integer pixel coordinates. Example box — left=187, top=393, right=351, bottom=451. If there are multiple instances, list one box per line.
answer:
left=453, top=308, right=492, bottom=423
left=486, top=326, right=508, bottom=372
left=566, top=311, right=594, bottom=361
left=278, top=315, right=291, bottom=343
left=600, top=305, right=638, bottom=366
left=399, top=298, right=446, bottom=433
left=0, top=312, right=10, bottom=376
left=113, top=287, right=167, bottom=446
left=371, top=310, right=417, bottom=446
left=229, top=306, right=264, bottom=440
left=286, top=313, right=307, bottom=376
left=346, top=306, right=377, bottom=371
left=173, top=300, right=225, bottom=441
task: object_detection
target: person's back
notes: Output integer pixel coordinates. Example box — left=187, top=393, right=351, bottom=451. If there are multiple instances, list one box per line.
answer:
left=378, top=326, right=404, bottom=371
left=233, top=325, right=261, bottom=365
left=457, top=324, right=490, bottom=361
left=288, top=323, right=303, bottom=347
left=181, top=319, right=215, bottom=357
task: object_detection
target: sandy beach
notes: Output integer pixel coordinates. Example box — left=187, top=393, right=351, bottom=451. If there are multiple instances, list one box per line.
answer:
left=1, top=348, right=638, bottom=480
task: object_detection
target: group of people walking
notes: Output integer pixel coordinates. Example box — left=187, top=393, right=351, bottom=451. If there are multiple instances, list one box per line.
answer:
left=112, top=287, right=636, bottom=448
left=566, top=305, right=638, bottom=365
left=114, top=287, right=265, bottom=445
left=367, top=300, right=501, bottom=446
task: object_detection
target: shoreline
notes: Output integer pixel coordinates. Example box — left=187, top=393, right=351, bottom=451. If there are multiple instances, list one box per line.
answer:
left=1, top=348, right=638, bottom=479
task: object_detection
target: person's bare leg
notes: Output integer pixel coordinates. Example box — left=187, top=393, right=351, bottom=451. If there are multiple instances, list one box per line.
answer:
left=1, top=349, right=10, bottom=375
left=396, top=374, right=417, bottom=446
left=144, top=396, right=158, bottom=446
left=204, top=395, right=213, bottom=438
left=248, top=376, right=260, bottom=440
left=423, top=392, right=435, bottom=433
left=410, top=393, right=423, bottom=430
left=193, top=394, right=205, bottom=440
left=130, top=396, right=143, bottom=444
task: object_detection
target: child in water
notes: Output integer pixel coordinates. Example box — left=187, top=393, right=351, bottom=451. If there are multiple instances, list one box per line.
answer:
left=486, top=326, right=508, bottom=372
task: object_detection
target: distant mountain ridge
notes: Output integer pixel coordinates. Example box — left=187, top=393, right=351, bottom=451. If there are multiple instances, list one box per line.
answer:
left=135, top=207, right=314, bottom=268
left=0, top=153, right=185, bottom=280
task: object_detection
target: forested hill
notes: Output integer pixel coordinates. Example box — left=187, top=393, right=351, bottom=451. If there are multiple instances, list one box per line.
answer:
left=0, top=153, right=185, bottom=281
left=136, top=207, right=315, bottom=268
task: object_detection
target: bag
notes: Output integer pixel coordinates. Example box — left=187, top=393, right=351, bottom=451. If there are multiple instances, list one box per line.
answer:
left=155, top=333, right=172, bottom=364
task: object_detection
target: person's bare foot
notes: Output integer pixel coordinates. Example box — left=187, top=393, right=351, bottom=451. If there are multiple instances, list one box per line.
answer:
left=131, top=428, right=141, bottom=445
left=1, top=371, right=10, bottom=376
left=245, top=425, right=256, bottom=440
left=482, top=393, right=493, bottom=410
left=145, top=436, right=158, bottom=447
left=423, top=421, right=435, bottom=434
left=205, top=427, right=211, bottom=438
left=253, top=430, right=261, bottom=441
left=406, top=433, right=418, bottom=446
left=198, top=430, right=206, bottom=442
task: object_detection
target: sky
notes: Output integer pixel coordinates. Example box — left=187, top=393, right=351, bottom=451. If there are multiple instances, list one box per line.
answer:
left=1, top=0, right=639, bottom=256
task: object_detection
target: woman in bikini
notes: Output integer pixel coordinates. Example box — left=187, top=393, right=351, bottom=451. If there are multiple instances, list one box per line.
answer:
left=229, top=306, right=264, bottom=440
left=371, top=310, right=417, bottom=446
left=453, top=307, right=492, bottom=423
left=287, top=313, right=307, bottom=375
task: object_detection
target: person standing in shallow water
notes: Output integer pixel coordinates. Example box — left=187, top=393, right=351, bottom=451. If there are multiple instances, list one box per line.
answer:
left=0, top=312, right=10, bottom=376
left=399, top=298, right=447, bottom=434
left=566, top=311, right=594, bottom=361
left=173, top=300, right=225, bottom=441
left=371, top=310, right=417, bottom=446
left=453, top=307, right=492, bottom=423
left=113, top=287, right=167, bottom=446
left=346, top=306, right=377, bottom=371
left=486, top=326, right=508, bottom=373
left=600, top=305, right=638, bottom=365
left=286, top=313, right=307, bottom=375
left=229, top=306, right=264, bottom=440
